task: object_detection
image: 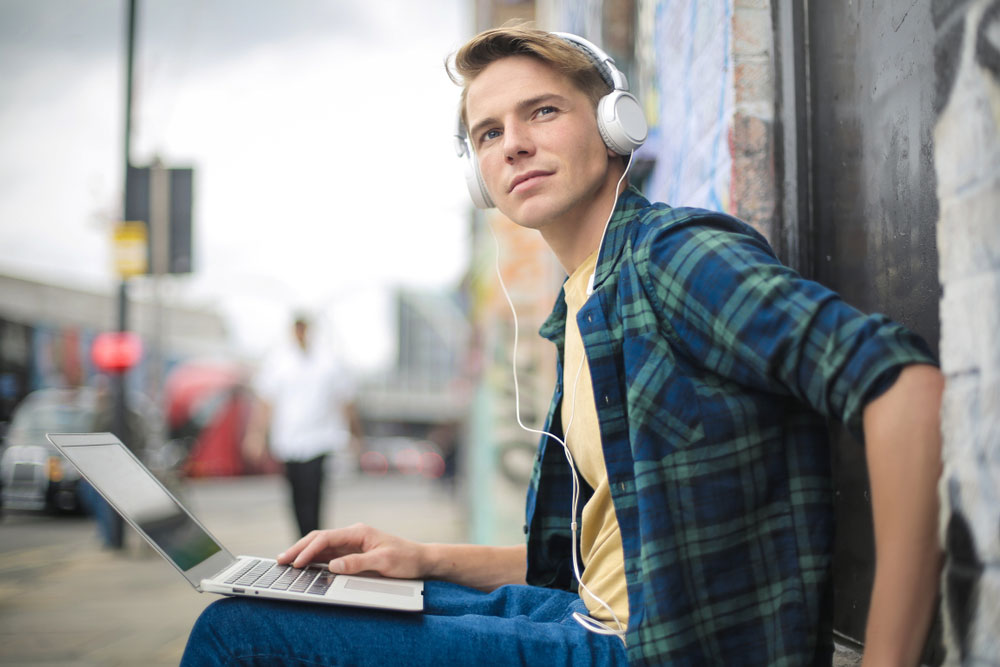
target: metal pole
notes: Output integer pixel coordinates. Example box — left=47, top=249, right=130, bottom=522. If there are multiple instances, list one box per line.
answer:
left=108, top=0, right=138, bottom=550
left=124, top=0, right=135, bottom=173
left=147, top=158, right=169, bottom=408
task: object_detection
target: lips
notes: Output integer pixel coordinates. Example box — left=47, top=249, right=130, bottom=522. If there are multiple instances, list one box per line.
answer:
left=508, top=170, right=552, bottom=193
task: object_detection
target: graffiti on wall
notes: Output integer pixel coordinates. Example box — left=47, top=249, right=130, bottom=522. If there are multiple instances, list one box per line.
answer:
left=538, top=0, right=603, bottom=38
left=935, top=0, right=1000, bottom=663
left=637, top=0, right=734, bottom=212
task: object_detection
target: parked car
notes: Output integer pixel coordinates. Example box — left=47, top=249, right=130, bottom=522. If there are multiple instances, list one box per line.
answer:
left=0, top=385, right=163, bottom=513
left=359, top=436, right=446, bottom=478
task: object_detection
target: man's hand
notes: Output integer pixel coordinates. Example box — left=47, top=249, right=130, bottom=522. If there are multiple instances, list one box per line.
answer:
left=277, top=523, right=428, bottom=580
left=276, top=525, right=528, bottom=592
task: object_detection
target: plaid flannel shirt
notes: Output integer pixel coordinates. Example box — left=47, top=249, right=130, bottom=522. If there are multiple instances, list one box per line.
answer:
left=523, top=187, right=935, bottom=666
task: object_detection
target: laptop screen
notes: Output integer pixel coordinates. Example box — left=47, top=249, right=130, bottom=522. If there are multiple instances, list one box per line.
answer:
left=59, top=440, right=222, bottom=571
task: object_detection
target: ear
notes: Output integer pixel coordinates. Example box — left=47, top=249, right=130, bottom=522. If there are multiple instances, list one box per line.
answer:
left=606, top=148, right=629, bottom=180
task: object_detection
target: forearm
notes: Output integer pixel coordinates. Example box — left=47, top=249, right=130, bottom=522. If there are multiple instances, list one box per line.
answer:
left=343, top=402, right=363, bottom=439
left=861, top=363, right=944, bottom=666
left=422, top=543, right=527, bottom=591
left=243, top=399, right=272, bottom=456
left=245, top=397, right=270, bottom=432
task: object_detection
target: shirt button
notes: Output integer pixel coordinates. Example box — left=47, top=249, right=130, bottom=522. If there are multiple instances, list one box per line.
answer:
left=587, top=315, right=593, bottom=322
left=604, top=395, right=610, bottom=404
left=619, top=482, right=626, bottom=492
left=523, top=524, right=529, bottom=534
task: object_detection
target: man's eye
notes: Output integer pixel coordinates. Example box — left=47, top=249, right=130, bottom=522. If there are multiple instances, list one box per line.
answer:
left=536, top=106, right=557, bottom=117
left=482, top=128, right=502, bottom=142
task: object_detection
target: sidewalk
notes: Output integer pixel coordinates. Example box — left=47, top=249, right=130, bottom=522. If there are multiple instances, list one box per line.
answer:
left=0, top=472, right=467, bottom=666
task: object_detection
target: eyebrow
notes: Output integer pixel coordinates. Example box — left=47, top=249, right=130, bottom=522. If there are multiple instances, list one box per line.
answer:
left=467, top=93, right=570, bottom=142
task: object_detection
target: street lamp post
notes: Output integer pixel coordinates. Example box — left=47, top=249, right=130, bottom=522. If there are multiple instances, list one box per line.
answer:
left=107, top=0, right=138, bottom=549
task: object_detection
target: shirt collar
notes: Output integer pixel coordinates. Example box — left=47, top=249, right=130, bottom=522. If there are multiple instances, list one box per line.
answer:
left=592, top=185, right=649, bottom=292
left=539, top=186, right=649, bottom=344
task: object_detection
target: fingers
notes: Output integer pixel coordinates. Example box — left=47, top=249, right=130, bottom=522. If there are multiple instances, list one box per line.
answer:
left=329, top=541, right=410, bottom=578
left=276, top=524, right=373, bottom=569
left=276, top=531, right=321, bottom=565
left=332, top=533, right=424, bottom=580
left=274, top=524, right=425, bottom=580
left=330, top=551, right=377, bottom=575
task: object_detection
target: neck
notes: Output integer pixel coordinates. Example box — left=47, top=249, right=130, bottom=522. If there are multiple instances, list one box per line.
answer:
left=541, top=167, right=626, bottom=275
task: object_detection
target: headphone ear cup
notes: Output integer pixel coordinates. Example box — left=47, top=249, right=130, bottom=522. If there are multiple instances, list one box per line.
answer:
left=596, top=91, right=648, bottom=155
left=462, top=145, right=494, bottom=209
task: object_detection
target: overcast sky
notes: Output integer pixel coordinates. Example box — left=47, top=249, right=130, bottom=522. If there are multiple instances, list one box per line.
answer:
left=0, top=0, right=473, bottom=368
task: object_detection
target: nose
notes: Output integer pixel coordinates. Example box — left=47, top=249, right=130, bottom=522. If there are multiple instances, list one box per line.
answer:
left=503, top=121, right=534, bottom=163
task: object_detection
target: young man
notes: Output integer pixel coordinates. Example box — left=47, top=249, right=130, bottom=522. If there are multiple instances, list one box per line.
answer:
left=182, top=26, right=942, bottom=666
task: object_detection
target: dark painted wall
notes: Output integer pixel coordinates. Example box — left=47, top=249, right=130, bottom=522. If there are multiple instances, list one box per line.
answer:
left=807, top=0, right=942, bottom=658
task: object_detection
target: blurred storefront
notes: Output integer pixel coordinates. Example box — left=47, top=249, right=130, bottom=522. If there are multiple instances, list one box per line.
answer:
left=0, top=272, right=228, bottom=433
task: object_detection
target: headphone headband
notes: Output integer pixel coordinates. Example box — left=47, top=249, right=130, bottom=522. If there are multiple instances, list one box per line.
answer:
left=548, top=31, right=629, bottom=92
left=455, top=31, right=648, bottom=209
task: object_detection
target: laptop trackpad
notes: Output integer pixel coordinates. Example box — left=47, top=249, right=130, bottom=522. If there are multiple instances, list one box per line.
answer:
left=343, top=578, right=419, bottom=597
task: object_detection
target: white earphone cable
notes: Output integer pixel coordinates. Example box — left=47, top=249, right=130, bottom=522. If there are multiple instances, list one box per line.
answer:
left=487, top=152, right=635, bottom=642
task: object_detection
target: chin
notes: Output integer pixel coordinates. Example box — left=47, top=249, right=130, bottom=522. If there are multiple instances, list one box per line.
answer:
left=499, top=197, right=562, bottom=230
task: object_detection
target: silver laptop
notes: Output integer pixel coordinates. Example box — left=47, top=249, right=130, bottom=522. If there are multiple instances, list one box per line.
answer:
left=47, top=432, right=424, bottom=612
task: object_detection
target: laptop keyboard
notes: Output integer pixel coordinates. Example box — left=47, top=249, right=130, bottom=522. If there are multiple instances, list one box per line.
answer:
left=224, top=559, right=336, bottom=596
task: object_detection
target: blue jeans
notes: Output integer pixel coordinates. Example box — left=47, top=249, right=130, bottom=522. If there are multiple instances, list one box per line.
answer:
left=181, top=580, right=628, bottom=666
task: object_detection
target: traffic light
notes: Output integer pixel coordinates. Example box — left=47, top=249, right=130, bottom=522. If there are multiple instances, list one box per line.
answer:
left=91, top=331, right=143, bottom=373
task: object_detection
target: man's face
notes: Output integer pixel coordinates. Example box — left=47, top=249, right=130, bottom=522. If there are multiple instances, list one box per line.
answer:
left=464, top=55, right=618, bottom=233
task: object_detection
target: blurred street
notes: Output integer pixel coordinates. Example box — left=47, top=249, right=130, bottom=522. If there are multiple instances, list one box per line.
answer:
left=0, top=471, right=466, bottom=666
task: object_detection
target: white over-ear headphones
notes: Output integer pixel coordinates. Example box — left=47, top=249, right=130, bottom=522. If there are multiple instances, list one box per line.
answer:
left=454, top=31, right=648, bottom=209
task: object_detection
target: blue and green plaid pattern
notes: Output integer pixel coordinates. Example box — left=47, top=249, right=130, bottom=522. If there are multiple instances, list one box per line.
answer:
left=523, top=187, right=935, bottom=665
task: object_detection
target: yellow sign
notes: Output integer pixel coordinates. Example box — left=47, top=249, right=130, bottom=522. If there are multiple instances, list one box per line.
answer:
left=113, top=221, right=148, bottom=277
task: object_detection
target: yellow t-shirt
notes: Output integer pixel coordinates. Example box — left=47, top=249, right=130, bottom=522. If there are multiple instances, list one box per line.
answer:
left=561, top=249, right=629, bottom=627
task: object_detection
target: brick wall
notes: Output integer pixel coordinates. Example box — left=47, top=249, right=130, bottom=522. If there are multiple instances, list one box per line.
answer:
left=731, top=0, right=778, bottom=242
left=632, top=0, right=779, bottom=244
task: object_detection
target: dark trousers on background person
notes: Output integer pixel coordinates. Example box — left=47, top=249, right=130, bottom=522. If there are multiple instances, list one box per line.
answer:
left=78, top=479, right=125, bottom=549
left=283, top=454, right=327, bottom=537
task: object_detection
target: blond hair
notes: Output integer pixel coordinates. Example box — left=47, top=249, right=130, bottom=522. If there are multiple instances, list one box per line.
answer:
left=447, top=23, right=611, bottom=127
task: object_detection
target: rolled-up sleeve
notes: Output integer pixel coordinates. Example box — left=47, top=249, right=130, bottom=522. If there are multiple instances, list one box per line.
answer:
left=640, top=211, right=936, bottom=440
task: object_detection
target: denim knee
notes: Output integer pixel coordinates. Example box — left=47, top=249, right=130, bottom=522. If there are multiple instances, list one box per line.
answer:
left=182, top=597, right=248, bottom=666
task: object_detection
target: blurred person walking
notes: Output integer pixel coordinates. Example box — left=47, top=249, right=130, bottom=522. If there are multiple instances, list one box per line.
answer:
left=243, top=314, right=362, bottom=537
